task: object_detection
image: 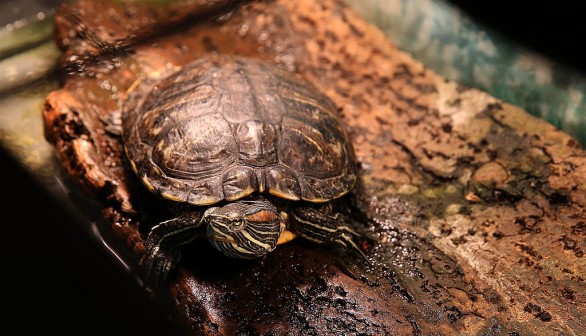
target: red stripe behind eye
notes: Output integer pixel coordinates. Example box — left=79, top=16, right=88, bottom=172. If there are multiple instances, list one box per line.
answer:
left=246, top=210, right=278, bottom=223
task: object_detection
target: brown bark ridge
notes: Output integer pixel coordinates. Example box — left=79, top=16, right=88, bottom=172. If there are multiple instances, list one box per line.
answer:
left=42, top=0, right=585, bottom=335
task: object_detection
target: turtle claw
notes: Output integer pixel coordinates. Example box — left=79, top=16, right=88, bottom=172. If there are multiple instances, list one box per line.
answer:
left=334, top=229, right=373, bottom=265
left=139, top=249, right=179, bottom=291
left=291, top=206, right=371, bottom=263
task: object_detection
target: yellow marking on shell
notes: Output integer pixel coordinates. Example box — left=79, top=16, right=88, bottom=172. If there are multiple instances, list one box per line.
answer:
left=190, top=195, right=224, bottom=206
left=160, top=191, right=183, bottom=202
left=128, top=159, right=138, bottom=174
left=304, top=196, right=330, bottom=203
left=290, top=128, right=324, bottom=154
left=225, top=186, right=255, bottom=201
left=331, top=142, right=344, bottom=156
left=286, top=94, right=332, bottom=118
left=303, top=186, right=352, bottom=203
left=268, top=188, right=300, bottom=201
left=277, top=229, right=297, bottom=245
left=335, top=187, right=352, bottom=199
left=140, top=175, right=156, bottom=192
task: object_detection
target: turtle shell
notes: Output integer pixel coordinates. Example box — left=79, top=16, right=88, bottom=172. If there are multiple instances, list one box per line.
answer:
left=122, top=55, right=356, bottom=206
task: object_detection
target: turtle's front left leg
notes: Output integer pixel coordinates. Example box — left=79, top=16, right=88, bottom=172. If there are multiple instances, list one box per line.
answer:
left=291, top=205, right=369, bottom=261
left=140, top=211, right=204, bottom=290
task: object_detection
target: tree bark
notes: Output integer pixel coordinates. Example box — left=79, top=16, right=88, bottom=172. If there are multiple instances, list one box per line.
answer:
left=42, top=0, right=586, bottom=335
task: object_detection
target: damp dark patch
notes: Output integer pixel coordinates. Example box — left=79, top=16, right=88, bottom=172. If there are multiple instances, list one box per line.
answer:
left=523, top=303, right=552, bottom=322
left=558, top=234, right=584, bottom=257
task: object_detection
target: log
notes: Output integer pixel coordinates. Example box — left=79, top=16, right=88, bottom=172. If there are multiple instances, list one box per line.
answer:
left=42, top=0, right=586, bottom=334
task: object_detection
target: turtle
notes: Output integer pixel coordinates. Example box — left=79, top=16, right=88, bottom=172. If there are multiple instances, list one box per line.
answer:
left=120, top=54, right=366, bottom=287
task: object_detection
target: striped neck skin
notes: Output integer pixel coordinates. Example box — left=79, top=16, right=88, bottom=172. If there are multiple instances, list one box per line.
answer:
left=204, top=196, right=284, bottom=259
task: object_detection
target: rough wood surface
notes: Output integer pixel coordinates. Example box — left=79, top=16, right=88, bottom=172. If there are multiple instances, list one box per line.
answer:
left=42, top=0, right=585, bottom=335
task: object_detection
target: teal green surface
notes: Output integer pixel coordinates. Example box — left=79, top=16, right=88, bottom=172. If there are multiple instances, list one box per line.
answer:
left=345, top=0, right=586, bottom=146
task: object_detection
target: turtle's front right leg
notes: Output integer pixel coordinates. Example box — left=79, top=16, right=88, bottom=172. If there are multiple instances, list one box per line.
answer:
left=140, top=211, right=204, bottom=290
left=291, top=206, right=369, bottom=262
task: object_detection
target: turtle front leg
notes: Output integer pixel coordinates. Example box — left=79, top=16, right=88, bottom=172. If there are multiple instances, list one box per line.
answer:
left=291, top=206, right=369, bottom=262
left=140, top=211, right=204, bottom=290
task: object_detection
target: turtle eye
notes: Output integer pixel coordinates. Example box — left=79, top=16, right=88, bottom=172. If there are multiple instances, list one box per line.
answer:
left=230, top=218, right=245, bottom=229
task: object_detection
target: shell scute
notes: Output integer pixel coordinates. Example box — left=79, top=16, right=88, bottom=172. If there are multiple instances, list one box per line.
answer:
left=122, top=55, right=356, bottom=205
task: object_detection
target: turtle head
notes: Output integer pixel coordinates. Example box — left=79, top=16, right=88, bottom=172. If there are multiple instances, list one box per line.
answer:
left=203, top=197, right=285, bottom=259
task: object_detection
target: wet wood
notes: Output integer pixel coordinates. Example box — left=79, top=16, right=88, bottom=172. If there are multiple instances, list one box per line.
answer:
left=42, top=0, right=586, bottom=335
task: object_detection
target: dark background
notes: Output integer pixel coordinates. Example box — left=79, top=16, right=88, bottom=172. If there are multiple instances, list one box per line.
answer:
left=447, top=1, right=586, bottom=76
left=3, top=1, right=585, bottom=335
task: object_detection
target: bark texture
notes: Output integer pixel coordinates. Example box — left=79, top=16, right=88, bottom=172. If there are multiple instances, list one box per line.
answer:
left=42, top=0, right=585, bottom=335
